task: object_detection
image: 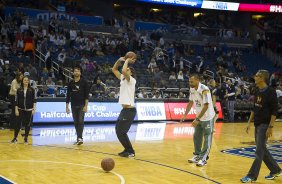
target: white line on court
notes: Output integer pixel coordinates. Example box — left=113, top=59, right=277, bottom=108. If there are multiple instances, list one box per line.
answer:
left=0, top=175, right=16, bottom=184
left=0, top=160, right=125, bottom=184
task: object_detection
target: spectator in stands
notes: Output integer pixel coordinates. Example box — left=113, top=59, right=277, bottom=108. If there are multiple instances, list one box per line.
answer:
left=177, top=70, right=184, bottom=81
left=269, top=73, right=279, bottom=88
left=18, top=62, right=25, bottom=74
left=148, top=59, right=157, bottom=73
left=45, top=48, right=52, bottom=70
left=57, top=49, right=66, bottom=64
left=27, top=63, right=37, bottom=81
left=37, top=85, right=50, bottom=97
left=225, top=80, right=236, bottom=122
left=23, top=32, right=35, bottom=56
left=0, top=77, right=9, bottom=100
left=169, top=72, right=177, bottom=80
left=178, top=91, right=185, bottom=99
left=137, top=89, right=147, bottom=98
left=90, top=77, right=106, bottom=98
left=152, top=90, right=162, bottom=99
left=9, top=72, right=23, bottom=129
left=46, top=77, right=55, bottom=86
left=40, top=67, right=49, bottom=84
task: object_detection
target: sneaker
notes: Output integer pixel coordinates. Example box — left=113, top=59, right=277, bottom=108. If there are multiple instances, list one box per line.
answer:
left=188, top=155, right=200, bottom=163
left=118, top=150, right=127, bottom=156
left=240, top=176, right=256, bottom=183
left=10, top=138, right=17, bottom=144
left=196, top=160, right=207, bottom=167
left=24, top=138, right=28, bottom=145
left=265, top=170, right=282, bottom=180
left=118, top=151, right=135, bottom=158
left=77, top=138, right=83, bottom=145
left=73, top=138, right=83, bottom=145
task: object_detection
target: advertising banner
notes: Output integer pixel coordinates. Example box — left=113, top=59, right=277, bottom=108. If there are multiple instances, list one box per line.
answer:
left=238, top=4, right=282, bottom=13
left=164, top=102, right=223, bottom=120
left=137, top=0, right=203, bottom=8
left=4, top=7, right=103, bottom=25
left=201, top=1, right=239, bottom=11
left=136, top=102, right=166, bottom=121
left=33, top=102, right=133, bottom=123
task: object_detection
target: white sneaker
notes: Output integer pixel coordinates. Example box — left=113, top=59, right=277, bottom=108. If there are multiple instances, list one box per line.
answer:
left=196, top=160, right=207, bottom=167
left=188, top=155, right=200, bottom=163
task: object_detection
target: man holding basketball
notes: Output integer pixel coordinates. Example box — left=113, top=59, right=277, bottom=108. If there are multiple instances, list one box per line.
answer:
left=112, top=52, right=137, bottom=157
left=180, top=74, right=215, bottom=167
left=240, top=70, right=281, bottom=183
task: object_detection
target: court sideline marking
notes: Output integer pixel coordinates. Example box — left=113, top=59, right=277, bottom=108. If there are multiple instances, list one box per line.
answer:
left=33, top=144, right=221, bottom=184
left=0, top=160, right=125, bottom=184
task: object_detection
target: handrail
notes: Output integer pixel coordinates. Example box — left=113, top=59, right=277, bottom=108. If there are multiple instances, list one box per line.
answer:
left=35, top=49, right=73, bottom=81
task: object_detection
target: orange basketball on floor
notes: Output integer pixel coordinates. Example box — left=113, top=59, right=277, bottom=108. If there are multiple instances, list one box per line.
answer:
left=101, top=158, right=115, bottom=172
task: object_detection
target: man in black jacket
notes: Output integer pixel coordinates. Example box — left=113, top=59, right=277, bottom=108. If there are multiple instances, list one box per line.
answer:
left=241, top=70, right=282, bottom=183
left=66, top=66, right=89, bottom=145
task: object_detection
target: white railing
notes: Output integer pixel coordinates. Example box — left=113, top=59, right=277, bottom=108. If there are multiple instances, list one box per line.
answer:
left=35, top=49, right=73, bottom=81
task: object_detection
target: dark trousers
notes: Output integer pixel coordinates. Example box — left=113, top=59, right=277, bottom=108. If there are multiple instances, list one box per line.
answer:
left=9, top=95, right=16, bottom=129
left=247, top=124, right=281, bottom=179
left=115, top=108, right=136, bottom=153
left=71, top=106, right=85, bottom=140
left=14, top=110, right=33, bottom=139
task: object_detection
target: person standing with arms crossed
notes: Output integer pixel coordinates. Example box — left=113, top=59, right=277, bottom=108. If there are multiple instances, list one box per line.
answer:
left=180, top=74, right=215, bottom=166
left=66, top=66, right=89, bottom=145
left=240, top=70, right=281, bottom=183
left=11, top=76, right=36, bottom=144
left=112, top=52, right=137, bottom=157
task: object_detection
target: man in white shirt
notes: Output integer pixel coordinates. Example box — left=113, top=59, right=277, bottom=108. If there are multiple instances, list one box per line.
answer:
left=112, top=51, right=137, bottom=158
left=180, top=74, right=215, bottom=167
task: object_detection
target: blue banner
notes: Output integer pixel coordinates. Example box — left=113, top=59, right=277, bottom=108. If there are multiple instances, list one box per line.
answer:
left=33, top=102, right=138, bottom=123
left=4, top=7, right=103, bottom=25
left=137, top=0, right=203, bottom=8
left=135, top=21, right=170, bottom=31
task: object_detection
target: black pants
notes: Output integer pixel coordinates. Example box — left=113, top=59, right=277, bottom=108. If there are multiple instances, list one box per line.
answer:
left=9, top=95, right=16, bottom=129
left=247, top=124, right=281, bottom=179
left=14, top=110, right=33, bottom=139
left=115, top=108, right=136, bottom=153
left=71, top=106, right=85, bottom=140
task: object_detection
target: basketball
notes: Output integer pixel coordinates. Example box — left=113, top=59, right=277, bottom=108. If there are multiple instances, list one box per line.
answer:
left=101, top=158, right=115, bottom=172
left=124, top=51, right=137, bottom=60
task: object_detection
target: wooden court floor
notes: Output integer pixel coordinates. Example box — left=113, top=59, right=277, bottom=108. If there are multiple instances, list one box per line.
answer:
left=0, top=122, right=281, bottom=184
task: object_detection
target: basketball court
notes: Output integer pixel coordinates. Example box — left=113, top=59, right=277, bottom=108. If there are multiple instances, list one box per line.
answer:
left=0, top=122, right=281, bottom=184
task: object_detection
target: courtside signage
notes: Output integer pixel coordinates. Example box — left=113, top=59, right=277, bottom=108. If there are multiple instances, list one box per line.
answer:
left=137, top=0, right=203, bottom=8
left=164, top=102, right=223, bottom=120
left=33, top=102, right=124, bottom=122
left=136, top=102, right=166, bottom=120
left=201, top=1, right=239, bottom=11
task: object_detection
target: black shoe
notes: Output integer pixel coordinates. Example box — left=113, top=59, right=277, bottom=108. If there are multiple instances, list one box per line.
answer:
left=74, top=138, right=83, bottom=145
left=118, top=150, right=127, bottom=156
left=11, top=138, right=17, bottom=144
left=118, top=151, right=135, bottom=158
